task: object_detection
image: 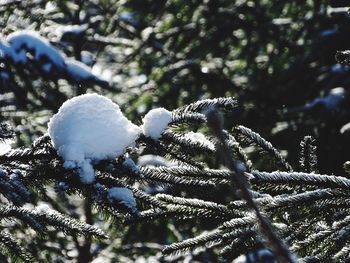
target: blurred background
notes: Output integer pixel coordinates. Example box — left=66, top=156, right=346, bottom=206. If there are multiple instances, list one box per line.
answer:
left=1, top=1, right=350, bottom=261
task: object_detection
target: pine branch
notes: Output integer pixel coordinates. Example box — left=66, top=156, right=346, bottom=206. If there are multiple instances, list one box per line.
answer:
left=141, top=166, right=232, bottom=180
left=170, top=112, right=206, bottom=126
left=221, top=216, right=257, bottom=230
left=175, top=97, right=237, bottom=114
left=334, top=245, right=350, bottom=261
left=235, top=125, right=293, bottom=172
left=226, top=132, right=253, bottom=172
left=206, top=108, right=297, bottom=263
left=161, top=131, right=216, bottom=154
left=126, top=209, right=177, bottom=223
left=140, top=166, right=218, bottom=187
left=162, top=229, right=222, bottom=255
left=0, top=232, right=32, bottom=262
left=299, top=136, right=318, bottom=173
left=0, top=122, right=14, bottom=141
left=252, top=171, right=350, bottom=189
left=165, top=204, right=230, bottom=220
left=156, top=193, right=231, bottom=214
left=139, top=135, right=206, bottom=168
left=0, top=205, right=107, bottom=239
left=0, top=206, right=44, bottom=231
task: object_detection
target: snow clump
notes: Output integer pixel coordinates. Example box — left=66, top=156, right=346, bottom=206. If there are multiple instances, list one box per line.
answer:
left=35, top=202, right=54, bottom=215
left=107, top=187, right=137, bottom=213
left=48, top=93, right=141, bottom=184
left=141, top=108, right=172, bottom=140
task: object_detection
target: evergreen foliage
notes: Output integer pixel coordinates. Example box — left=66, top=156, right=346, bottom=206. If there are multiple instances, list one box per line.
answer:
left=1, top=0, right=350, bottom=262
left=1, top=96, right=350, bottom=261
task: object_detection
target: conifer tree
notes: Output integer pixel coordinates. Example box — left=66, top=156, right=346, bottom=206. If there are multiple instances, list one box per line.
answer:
left=1, top=1, right=350, bottom=262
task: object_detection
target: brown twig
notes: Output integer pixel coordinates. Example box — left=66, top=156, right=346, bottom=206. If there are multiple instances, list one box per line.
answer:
left=205, top=107, right=297, bottom=263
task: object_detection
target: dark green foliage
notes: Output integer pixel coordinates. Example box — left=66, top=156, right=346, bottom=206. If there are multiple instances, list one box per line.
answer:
left=1, top=0, right=350, bottom=262
left=299, top=136, right=318, bottom=173
left=1, top=97, right=350, bottom=261
left=0, top=123, right=14, bottom=142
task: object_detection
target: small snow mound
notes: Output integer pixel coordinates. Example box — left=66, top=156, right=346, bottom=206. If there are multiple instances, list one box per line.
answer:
left=183, top=131, right=215, bottom=151
left=138, top=154, right=173, bottom=167
left=7, top=31, right=66, bottom=67
left=55, top=24, right=88, bottom=38
left=35, top=202, right=54, bottom=215
left=142, top=108, right=172, bottom=140
left=107, top=187, right=137, bottom=213
left=48, top=93, right=141, bottom=184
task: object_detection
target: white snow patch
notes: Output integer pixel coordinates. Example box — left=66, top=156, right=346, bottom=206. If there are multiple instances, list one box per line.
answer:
left=142, top=108, right=172, bottom=140
left=182, top=131, right=215, bottom=150
left=107, top=187, right=137, bottom=213
left=35, top=202, right=54, bottom=215
left=7, top=31, right=66, bottom=67
left=48, top=93, right=141, bottom=184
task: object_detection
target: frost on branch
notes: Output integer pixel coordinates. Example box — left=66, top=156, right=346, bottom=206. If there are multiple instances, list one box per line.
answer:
left=141, top=108, right=172, bottom=140
left=48, top=93, right=141, bottom=184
